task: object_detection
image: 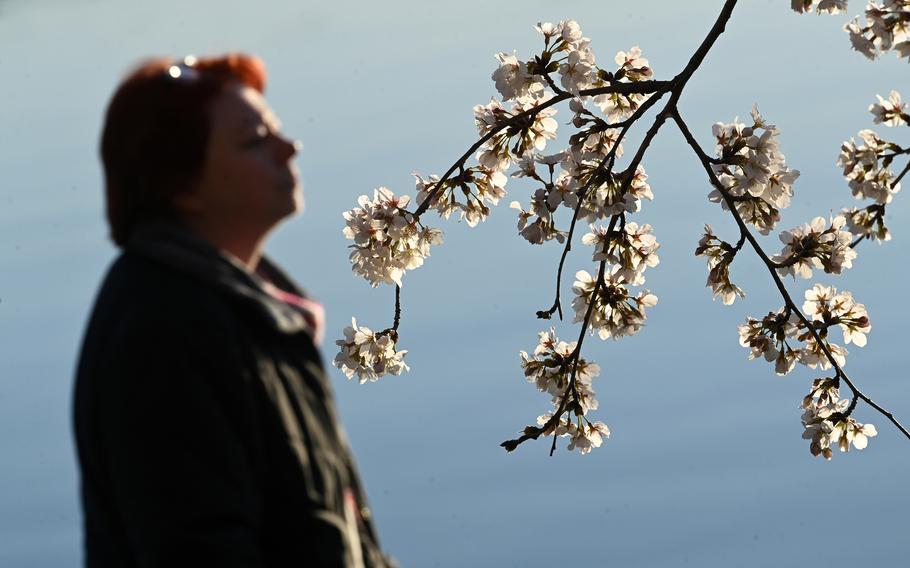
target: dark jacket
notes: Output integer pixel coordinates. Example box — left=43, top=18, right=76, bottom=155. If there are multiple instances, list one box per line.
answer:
left=73, top=220, right=392, bottom=567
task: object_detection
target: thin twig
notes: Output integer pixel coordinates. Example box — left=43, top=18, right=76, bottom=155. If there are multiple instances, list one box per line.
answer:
left=392, top=285, right=401, bottom=332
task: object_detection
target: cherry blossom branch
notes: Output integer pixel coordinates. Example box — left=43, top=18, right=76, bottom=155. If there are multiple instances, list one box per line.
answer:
left=539, top=0, right=739, bottom=318
left=411, top=81, right=671, bottom=220
left=504, top=0, right=741, bottom=454
left=671, top=109, right=910, bottom=443
left=538, top=90, right=669, bottom=320
left=502, top=238, right=614, bottom=454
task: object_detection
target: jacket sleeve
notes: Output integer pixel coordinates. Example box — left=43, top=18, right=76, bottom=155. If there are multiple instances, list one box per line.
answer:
left=98, top=316, right=265, bottom=567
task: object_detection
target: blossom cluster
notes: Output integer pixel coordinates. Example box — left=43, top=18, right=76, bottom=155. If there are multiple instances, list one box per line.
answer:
left=413, top=167, right=507, bottom=227
left=803, top=284, right=871, bottom=347
left=772, top=215, right=856, bottom=279
left=571, top=268, right=658, bottom=341
left=709, top=106, right=801, bottom=234
left=342, top=187, right=444, bottom=287
left=737, top=284, right=870, bottom=376
left=801, top=377, right=877, bottom=459
left=838, top=129, right=902, bottom=205
left=844, top=1, right=910, bottom=61
left=517, top=328, right=610, bottom=454
left=334, top=318, right=409, bottom=383
left=694, top=225, right=745, bottom=305
left=793, top=0, right=910, bottom=62
left=837, top=91, right=907, bottom=244
left=341, top=20, right=666, bottom=391
left=473, top=19, right=658, bottom=244
left=582, top=221, right=659, bottom=284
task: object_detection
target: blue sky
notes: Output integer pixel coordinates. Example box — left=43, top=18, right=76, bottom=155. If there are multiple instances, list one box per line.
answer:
left=1, top=0, right=908, bottom=565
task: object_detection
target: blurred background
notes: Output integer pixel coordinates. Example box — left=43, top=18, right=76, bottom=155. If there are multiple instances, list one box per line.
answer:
left=1, top=0, right=908, bottom=565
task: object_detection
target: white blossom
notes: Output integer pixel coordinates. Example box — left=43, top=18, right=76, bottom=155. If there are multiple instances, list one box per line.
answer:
left=737, top=309, right=801, bottom=375
left=510, top=188, right=566, bottom=244
left=709, top=108, right=799, bottom=235
left=343, top=187, right=443, bottom=287
left=842, top=205, right=891, bottom=242
left=694, top=225, right=746, bottom=305
left=582, top=222, right=659, bottom=285
left=513, top=98, right=559, bottom=154
left=803, top=284, right=871, bottom=347
left=772, top=215, right=857, bottom=279
left=571, top=268, right=658, bottom=340
left=491, top=51, right=546, bottom=102
left=558, top=49, right=595, bottom=95
left=333, top=317, right=409, bottom=383
left=838, top=129, right=901, bottom=204
left=869, top=90, right=908, bottom=127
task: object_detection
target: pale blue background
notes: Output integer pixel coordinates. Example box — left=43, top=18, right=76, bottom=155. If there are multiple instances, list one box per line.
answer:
left=1, top=0, right=908, bottom=566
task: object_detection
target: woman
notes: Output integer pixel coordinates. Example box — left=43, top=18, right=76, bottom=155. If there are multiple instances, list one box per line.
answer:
left=73, top=54, right=394, bottom=567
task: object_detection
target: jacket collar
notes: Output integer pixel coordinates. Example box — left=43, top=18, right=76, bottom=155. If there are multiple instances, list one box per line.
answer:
left=126, top=219, right=315, bottom=336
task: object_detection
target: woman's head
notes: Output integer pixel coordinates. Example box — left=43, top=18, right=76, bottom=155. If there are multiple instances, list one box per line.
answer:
left=101, top=53, right=300, bottom=247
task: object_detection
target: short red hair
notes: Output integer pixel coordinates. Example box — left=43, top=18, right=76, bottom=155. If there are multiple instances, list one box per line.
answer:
left=100, top=53, right=267, bottom=246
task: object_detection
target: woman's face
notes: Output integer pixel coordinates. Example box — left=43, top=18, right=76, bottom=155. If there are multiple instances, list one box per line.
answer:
left=178, top=82, right=301, bottom=238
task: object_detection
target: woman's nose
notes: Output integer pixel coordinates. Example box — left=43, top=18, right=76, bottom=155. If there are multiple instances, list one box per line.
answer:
left=274, top=134, right=299, bottom=161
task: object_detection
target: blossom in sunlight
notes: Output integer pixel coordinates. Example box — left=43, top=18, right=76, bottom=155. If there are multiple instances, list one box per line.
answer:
left=845, top=17, right=878, bottom=58
left=802, top=284, right=871, bottom=347
left=582, top=222, right=660, bottom=285
left=835, top=3, right=910, bottom=62
left=737, top=308, right=802, bottom=375
left=799, top=375, right=879, bottom=459
left=333, top=318, right=409, bottom=383
left=567, top=159, right=653, bottom=221
left=534, top=414, right=611, bottom=456
left=710, top=107, right=800, bottom=233
left=798, top=335, right=848, bottom=370
left=560, top=20, right=584, bottom=43
left=869, top=90, right=908, bottom=127
left=567, top=421, right=611, bottom=454
left=558, top=49, right=596, bottom=94
left=473, top=97, right=508, bottom=137
left=413, top=167, right=508, bottom=228
left=831, top=417, right=878, bottom=452
left=694, top=225, right=745, bottom=305
left=510, top=189, right=566, bottom=245
left=343, top=187, right=443, bottom=287
left=614, top=46, right=652, bottom=81
left=837, top=129, right=901, bottom=205
left=841, top=205, right=891, bottom=242
left=571, top=268, right=658, bottom=340
left=513, top=98, right=559, bottom=154
left=520, top=328, right=600, bottom=405
left=491, top=51, right=546, bottom=102
left=518, top=327, right=610, bottom=455
left=772, top=215, right=856, bottom=279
